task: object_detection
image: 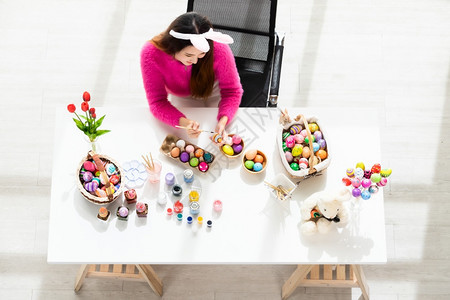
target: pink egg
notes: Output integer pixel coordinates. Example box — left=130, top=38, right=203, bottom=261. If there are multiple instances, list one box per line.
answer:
left=377, top=177, right=388, bottom=187
left=285, top=136, right=296, bottom=148
left=185, top=145, right=195, bottom=153
left=351, top=178, right=361, bottom=188
left=232, top=135, right=242, bottom=144
left=300, top=129, right=308, bottom=137
left=285, top=151, right=293, bottom=163
left=245, top=149, right=257, bottom=160
left=83, top=160, right=96, bottom=172
left=293, top=134, right=304, bottom=144
left=361, top=178, right=371, bottom=188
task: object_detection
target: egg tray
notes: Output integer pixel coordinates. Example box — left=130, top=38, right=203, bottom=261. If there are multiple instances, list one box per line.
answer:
left=277, top=115, right=331, bottom=179
left=160, top=134, right=215, bottom=173
left=76, top=152, right=124, bottom=205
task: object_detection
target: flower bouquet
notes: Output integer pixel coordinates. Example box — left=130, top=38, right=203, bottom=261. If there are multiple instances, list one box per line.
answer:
left=67, top=91, right=110, bottom=151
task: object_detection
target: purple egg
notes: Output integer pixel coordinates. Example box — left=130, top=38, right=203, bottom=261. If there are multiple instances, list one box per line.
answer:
left=180, top=151, right=190, bottom=163
left=314, top=131, right=323, bottom=141
left=285, top=151, right=293, bottom=163
left=318, top=139, right=326, bottom=149
left=352, top=188, right=362, bottom=198
left=84, top=181, right=99, bottom=192
left=83, top=171, right=93, bottom=182
left=232, top=143, right=243, bottom=154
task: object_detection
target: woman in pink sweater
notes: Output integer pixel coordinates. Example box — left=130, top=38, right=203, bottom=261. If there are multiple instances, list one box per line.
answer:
left=140, top=12, right=243, bottom=138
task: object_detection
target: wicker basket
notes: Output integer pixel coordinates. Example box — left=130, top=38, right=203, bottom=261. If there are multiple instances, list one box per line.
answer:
left=76, top=152, right=124, bottom=205
left=277, top=113, right=331, bottom=179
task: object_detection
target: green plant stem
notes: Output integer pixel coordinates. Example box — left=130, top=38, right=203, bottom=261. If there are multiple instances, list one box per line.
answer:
left=73, top=112, right=83, bottom=123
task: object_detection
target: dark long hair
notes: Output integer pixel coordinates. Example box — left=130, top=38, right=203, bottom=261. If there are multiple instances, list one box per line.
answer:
left=151, top=12, right=215, bottom=99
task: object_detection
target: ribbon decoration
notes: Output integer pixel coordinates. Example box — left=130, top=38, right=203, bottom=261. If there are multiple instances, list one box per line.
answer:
left=169, top=28, right=233, bottom=52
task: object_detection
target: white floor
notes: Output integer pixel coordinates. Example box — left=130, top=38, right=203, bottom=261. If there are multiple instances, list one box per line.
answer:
left=1, top=0, right=449, bottom=299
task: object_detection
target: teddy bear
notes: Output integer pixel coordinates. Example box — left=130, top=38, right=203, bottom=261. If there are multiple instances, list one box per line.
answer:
left=300, top=188, right=351, bottom=235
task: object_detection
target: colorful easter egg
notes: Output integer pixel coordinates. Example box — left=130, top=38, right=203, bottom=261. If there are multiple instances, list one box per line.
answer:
left=289, top=124, right=302, bottom=135
left=346, top=168, right=355, bottom=177
left=105, top=163, right=116, bottom=176
left=380, top=168, right=392, bottom=177
left=282, top=142, right=289, bottom=152
left=308, top=123, right=319, bottom=133
left=361, top=178, right=372, bottom=188
left=253, top=162, right=263, bottom=172
left=109, top=174, right=120, bottom=185
left=232, top=144, right=243, bottom=154
left=318, top=139, right=326, bottom=149
left=232, top=135, right=242, bottom=144
left=254, top=154, right=264, bottom=163
left=180, top=152, right=190, bottom=163
left=222, top=144, right=234, bottom=156
left=314, top=131, right=323, bottom=141
left=371, top=173, right=381, bottom=183
left=369, top=185, right=379, bottom=194
left=300, top=129, right=308, bottom=137
left=176, top=139, right=186, bottom=149
left=293, top=134, right=304, bottom=144
left=213, top=133, right=222, bottom=143
left=302, top=146, right=311, bottom=158
left=198, top=162, right=209, bottom=172
left=95, top=188, right=107, bottom=197
left=292, top=145, right=303, bottom=157
left=316, top=149, right=327, bottom=160
left=170, top=147, right=180, bottom=158
left=361, top=190, right=371, bottom=200
left=195, top=148, right=204, bottom=158
left=189, top=157, right=199, bottom=167
left=224, top=136, right=233, bottom=145
left=92, top=177, right=101, bottom=185
left=285, top=151, right=293, bottom=163
left=312, top=142, right=320, bottom=153
left=356, top=162, right=365, bottom=170
left=371, top=163, right=381, bottom=173
left=351, top=178, right=361, bottom=188
left=285, top=135, right=296, bottom=148
left=342, top=177, right=352, bottom=186
left=84, top=181, right=98, bottom=192
left=364, top=170, right=372, bottom=179
left=282, top=132, right=291, bottom=140
left=290, top=162, right=300, bottom=171
left=244, top=160, right=254, bottom=170
left=355, top=167, right=364, bottom=179
left=299, top=161, right=308, bottom=169
left=185, top=145, right=195, bottom=153
left=245, top=149, right=257, bottom=160
left=299, top=158, right=309, bottom=166
left=83, top=171, right=93, bottom=182
left=377, top=177, right=388, bottom=187
left=304, top=135, right=315, bottom=144
left=352, top=188, right=362, bottom=198
left=83, top=160, right=96, bottom=172
left=203, top=152, right=214, bottom=163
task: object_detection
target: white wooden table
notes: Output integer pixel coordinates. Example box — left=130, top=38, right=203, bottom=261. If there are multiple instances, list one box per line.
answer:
left=48, top=107, right=386, bottom=299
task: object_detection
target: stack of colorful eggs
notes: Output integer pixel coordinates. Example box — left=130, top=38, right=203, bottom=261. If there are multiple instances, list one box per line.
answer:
left=342, top=162, right=392, bottom=200
left=168, top=138, right=214, bottom=173
left=242, top=149, right=267, bottom=173
left=79, top=158, right=121, bottom=199
left=281, top=122, right=328, bottom=171
left=213, top=133, right=244, bottom=157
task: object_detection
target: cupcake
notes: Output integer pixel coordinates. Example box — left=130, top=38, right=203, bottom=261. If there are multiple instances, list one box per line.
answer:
left=116, top=206, right=129, bottom=221
left=97, top=207, right=110, bottom=221
left=136, top=202, right=148, bottom=218
left=124, top=189, right=137, bottom=204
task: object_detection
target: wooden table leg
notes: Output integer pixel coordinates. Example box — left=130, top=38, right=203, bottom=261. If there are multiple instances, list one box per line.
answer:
left=74, top=264, right=90, bottom=292
left=281, top=265, right=313, bottom=300
left=352, top=265, right=370, bottom=300
left=136, top=264, right=163, bottom=296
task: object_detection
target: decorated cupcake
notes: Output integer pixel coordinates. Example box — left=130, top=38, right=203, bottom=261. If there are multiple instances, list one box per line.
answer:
left=116, top=206, right=129, bottom=221
left=97, top=207, right=110, bottom=221
left=124, top=189, right=137, bottom=204
left=136, top=202, right=148, bottom=218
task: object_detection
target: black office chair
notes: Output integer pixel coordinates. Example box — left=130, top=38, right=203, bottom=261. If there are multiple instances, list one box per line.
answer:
left=187, top=0, right=284, bottom=107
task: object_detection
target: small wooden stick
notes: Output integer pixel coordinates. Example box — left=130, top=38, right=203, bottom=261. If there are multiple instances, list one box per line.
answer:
left=175, top=125, right=216, bottom=134
left=149, top=152, right=154, bottom=170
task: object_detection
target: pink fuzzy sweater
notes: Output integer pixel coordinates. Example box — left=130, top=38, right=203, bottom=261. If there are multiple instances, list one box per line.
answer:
left=140, top=41, right=243, bottom=127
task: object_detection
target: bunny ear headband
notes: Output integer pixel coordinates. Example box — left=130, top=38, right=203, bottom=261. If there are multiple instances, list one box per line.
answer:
left=169, top=28, right=233, bottom=52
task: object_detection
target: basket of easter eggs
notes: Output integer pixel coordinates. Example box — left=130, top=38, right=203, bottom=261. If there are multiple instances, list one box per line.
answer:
left=277, top=113, right=330, bottom=179
left=213, top=133, right=245, bottom=158
left=160, top=134, right=215, bottom=173
left=76, top=151, right=124, bottom=205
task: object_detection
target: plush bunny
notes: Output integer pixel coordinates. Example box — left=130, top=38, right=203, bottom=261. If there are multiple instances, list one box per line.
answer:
left=300, top=189, right=351, bottom=235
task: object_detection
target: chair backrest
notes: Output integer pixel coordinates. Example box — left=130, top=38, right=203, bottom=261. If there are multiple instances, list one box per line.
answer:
left=187, top=0, right=277, bottom=64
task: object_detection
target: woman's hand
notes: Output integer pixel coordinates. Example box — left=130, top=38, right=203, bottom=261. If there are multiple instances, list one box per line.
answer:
left=179, top=117, right=201, bottom=138
left=215, top=116, right=229, bottom=145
